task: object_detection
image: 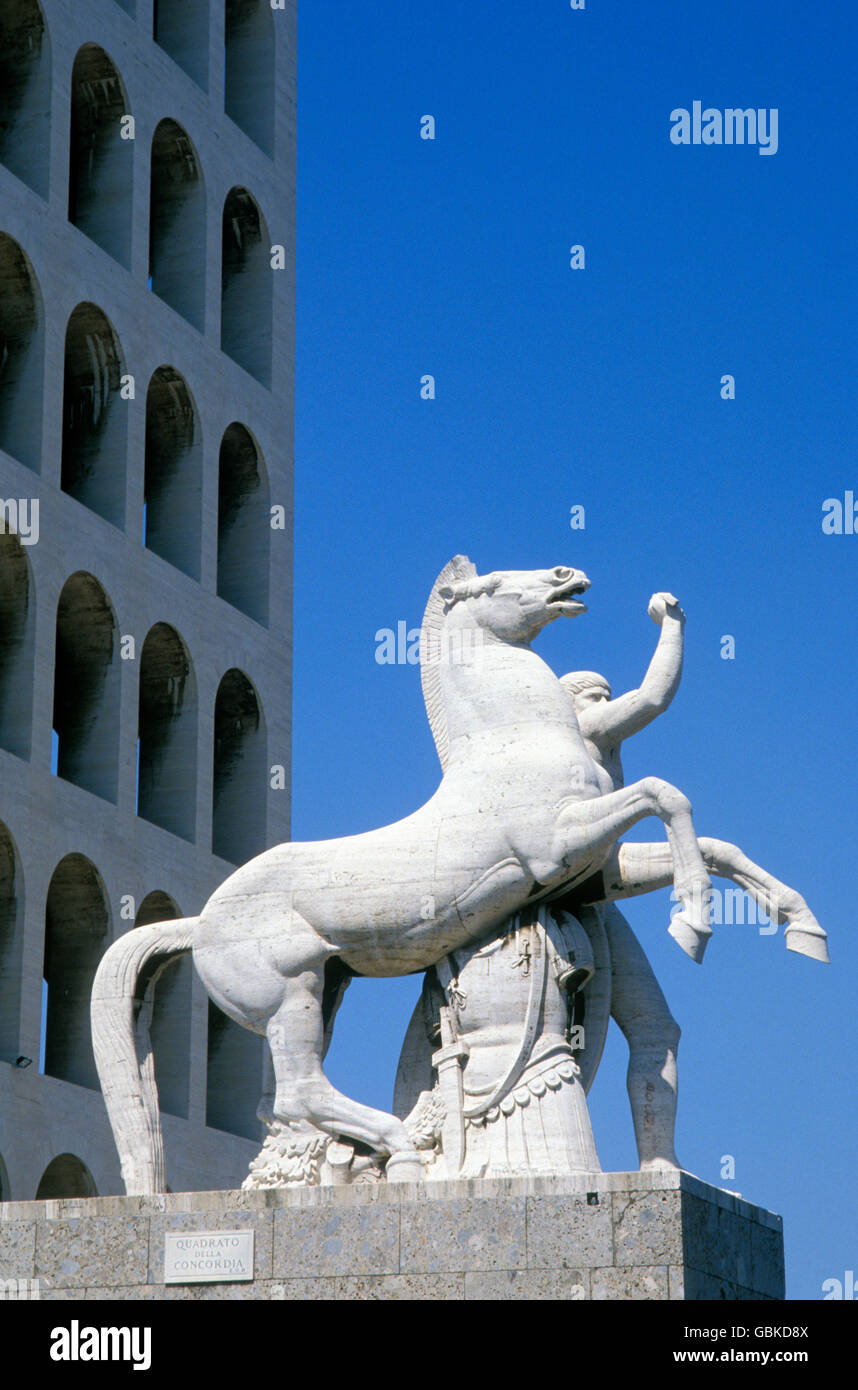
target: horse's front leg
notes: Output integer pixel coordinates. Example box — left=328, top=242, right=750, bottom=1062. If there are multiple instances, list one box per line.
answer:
left=596, top=838, right=829, bottom=964
left=553, top=779, right=712, bottom=961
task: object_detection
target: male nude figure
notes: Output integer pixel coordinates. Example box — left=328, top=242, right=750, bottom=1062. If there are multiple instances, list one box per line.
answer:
left=556, top=593, right=828, bottom=1169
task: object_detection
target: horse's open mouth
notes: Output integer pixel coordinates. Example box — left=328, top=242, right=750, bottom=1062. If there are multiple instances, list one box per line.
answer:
left=547, top=577, right=590, bottom=617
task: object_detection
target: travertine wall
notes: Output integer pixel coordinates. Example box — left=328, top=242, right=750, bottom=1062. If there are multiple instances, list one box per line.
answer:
left=0, top=1171, right=785, bottom=1300
left=0, top=0, right=295, bottom=1202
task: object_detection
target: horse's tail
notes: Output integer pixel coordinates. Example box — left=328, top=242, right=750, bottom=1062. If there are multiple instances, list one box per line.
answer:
left=91, top=917, right=197, bottom=1195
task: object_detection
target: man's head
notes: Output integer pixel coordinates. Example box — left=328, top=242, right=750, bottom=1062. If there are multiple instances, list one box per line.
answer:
left=560, top=670, right=611, bottom=714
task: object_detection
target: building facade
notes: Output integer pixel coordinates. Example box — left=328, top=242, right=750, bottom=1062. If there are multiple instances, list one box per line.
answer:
left=0, top=0, right=295, bottom=1199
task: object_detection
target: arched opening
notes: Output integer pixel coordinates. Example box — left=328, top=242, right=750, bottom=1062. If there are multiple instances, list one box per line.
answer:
left=0, top=0, right=50, bottom=197
left=144, top=367, right=202, bottom=578
left=221, top=187, right=271, bottom=387
left=135, top=891, right=191, bottom=1120
left=0, top=233, right=44, bottom=471
left=136, top=890, right=179, bottom=925
left=137, top=623, right=197, bottom=840
left=217, top=423, right=269, bottom=624
left=52, top=573, right=120, bottom=802
left=61, top=302, right=127, bottom=527
left=206, top=1001, right=263, bottom=1142
left=154, top=0, right=209, bottom=90
left=212, top=668, right=266, bottom=864
left=0, top=530, right=34, bottom=759
left=42, top=854, right=109, bottom=1090
left=0, top=821, right=23, bottom=1065
left=149, top=120, right=206, bottom=330
left=224, top=0, right=274, bottom=156
left=35, top=1153, right=98, bottom=1199
left=68, top=45, right=132, bottom=267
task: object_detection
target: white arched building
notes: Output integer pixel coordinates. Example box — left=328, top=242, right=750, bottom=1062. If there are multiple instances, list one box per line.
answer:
left=0, top=0, right=295, bottom=1201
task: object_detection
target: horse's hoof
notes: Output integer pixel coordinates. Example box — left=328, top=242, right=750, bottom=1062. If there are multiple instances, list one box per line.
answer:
left=385, top=1150, right=426, bottom=1183
left=668, top=912, right=711, bottom=964
left=785, top=920, right=830, bottom=964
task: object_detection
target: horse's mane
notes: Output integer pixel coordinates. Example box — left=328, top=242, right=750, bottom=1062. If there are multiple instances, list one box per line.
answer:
left=420, top=554, right=477, bottom=772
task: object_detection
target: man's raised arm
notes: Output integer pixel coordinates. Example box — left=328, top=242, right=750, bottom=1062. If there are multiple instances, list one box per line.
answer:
left=579, top=593, right=685, bottom=745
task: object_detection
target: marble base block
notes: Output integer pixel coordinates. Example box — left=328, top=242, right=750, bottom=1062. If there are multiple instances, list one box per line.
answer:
left=0, top=1169, right=784, bottom=1300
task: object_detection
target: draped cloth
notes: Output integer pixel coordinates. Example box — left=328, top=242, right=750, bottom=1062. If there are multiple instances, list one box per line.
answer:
left=426, top=906, right=601, bottom=1179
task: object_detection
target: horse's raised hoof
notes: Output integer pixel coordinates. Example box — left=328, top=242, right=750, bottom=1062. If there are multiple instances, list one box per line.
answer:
left=668, top=912, right=712, bottom=964
left=785, top=917, right=830, bottom=964
left=385, top=1150, right=426, bottom=1183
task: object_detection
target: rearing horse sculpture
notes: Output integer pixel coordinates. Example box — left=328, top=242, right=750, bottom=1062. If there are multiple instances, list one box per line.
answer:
left=92, top=556, right=713, bottom=1193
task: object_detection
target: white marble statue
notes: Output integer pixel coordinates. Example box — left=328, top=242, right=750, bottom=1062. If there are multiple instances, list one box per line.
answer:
left=91, top=556, right=827, bottom=1194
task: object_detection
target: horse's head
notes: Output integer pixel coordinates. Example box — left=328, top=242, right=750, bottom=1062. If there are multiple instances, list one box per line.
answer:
left=439, top=565, right=591, bottom=645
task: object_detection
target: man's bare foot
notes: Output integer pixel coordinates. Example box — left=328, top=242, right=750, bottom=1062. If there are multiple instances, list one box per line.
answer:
left=640, top=1155, right=680, bottom=1173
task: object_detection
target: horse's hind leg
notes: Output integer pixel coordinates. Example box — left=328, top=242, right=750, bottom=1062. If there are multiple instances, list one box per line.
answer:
left=265, top=964, right=421, bottom=1176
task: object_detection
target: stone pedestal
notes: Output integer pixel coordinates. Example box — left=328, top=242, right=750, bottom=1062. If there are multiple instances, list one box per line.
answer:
left=0, top=1170, right=784, bottom=1300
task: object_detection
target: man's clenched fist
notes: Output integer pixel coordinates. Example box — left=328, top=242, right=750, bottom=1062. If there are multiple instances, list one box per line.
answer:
left=648, top=592, right=684, bottom=625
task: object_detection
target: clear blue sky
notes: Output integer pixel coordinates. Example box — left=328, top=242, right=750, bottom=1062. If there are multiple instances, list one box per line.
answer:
left=292, top=1, right=857, bottom=1300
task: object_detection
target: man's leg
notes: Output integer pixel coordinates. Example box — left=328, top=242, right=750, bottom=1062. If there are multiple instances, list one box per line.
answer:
left=601, top=901, right=681, bottom=1170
